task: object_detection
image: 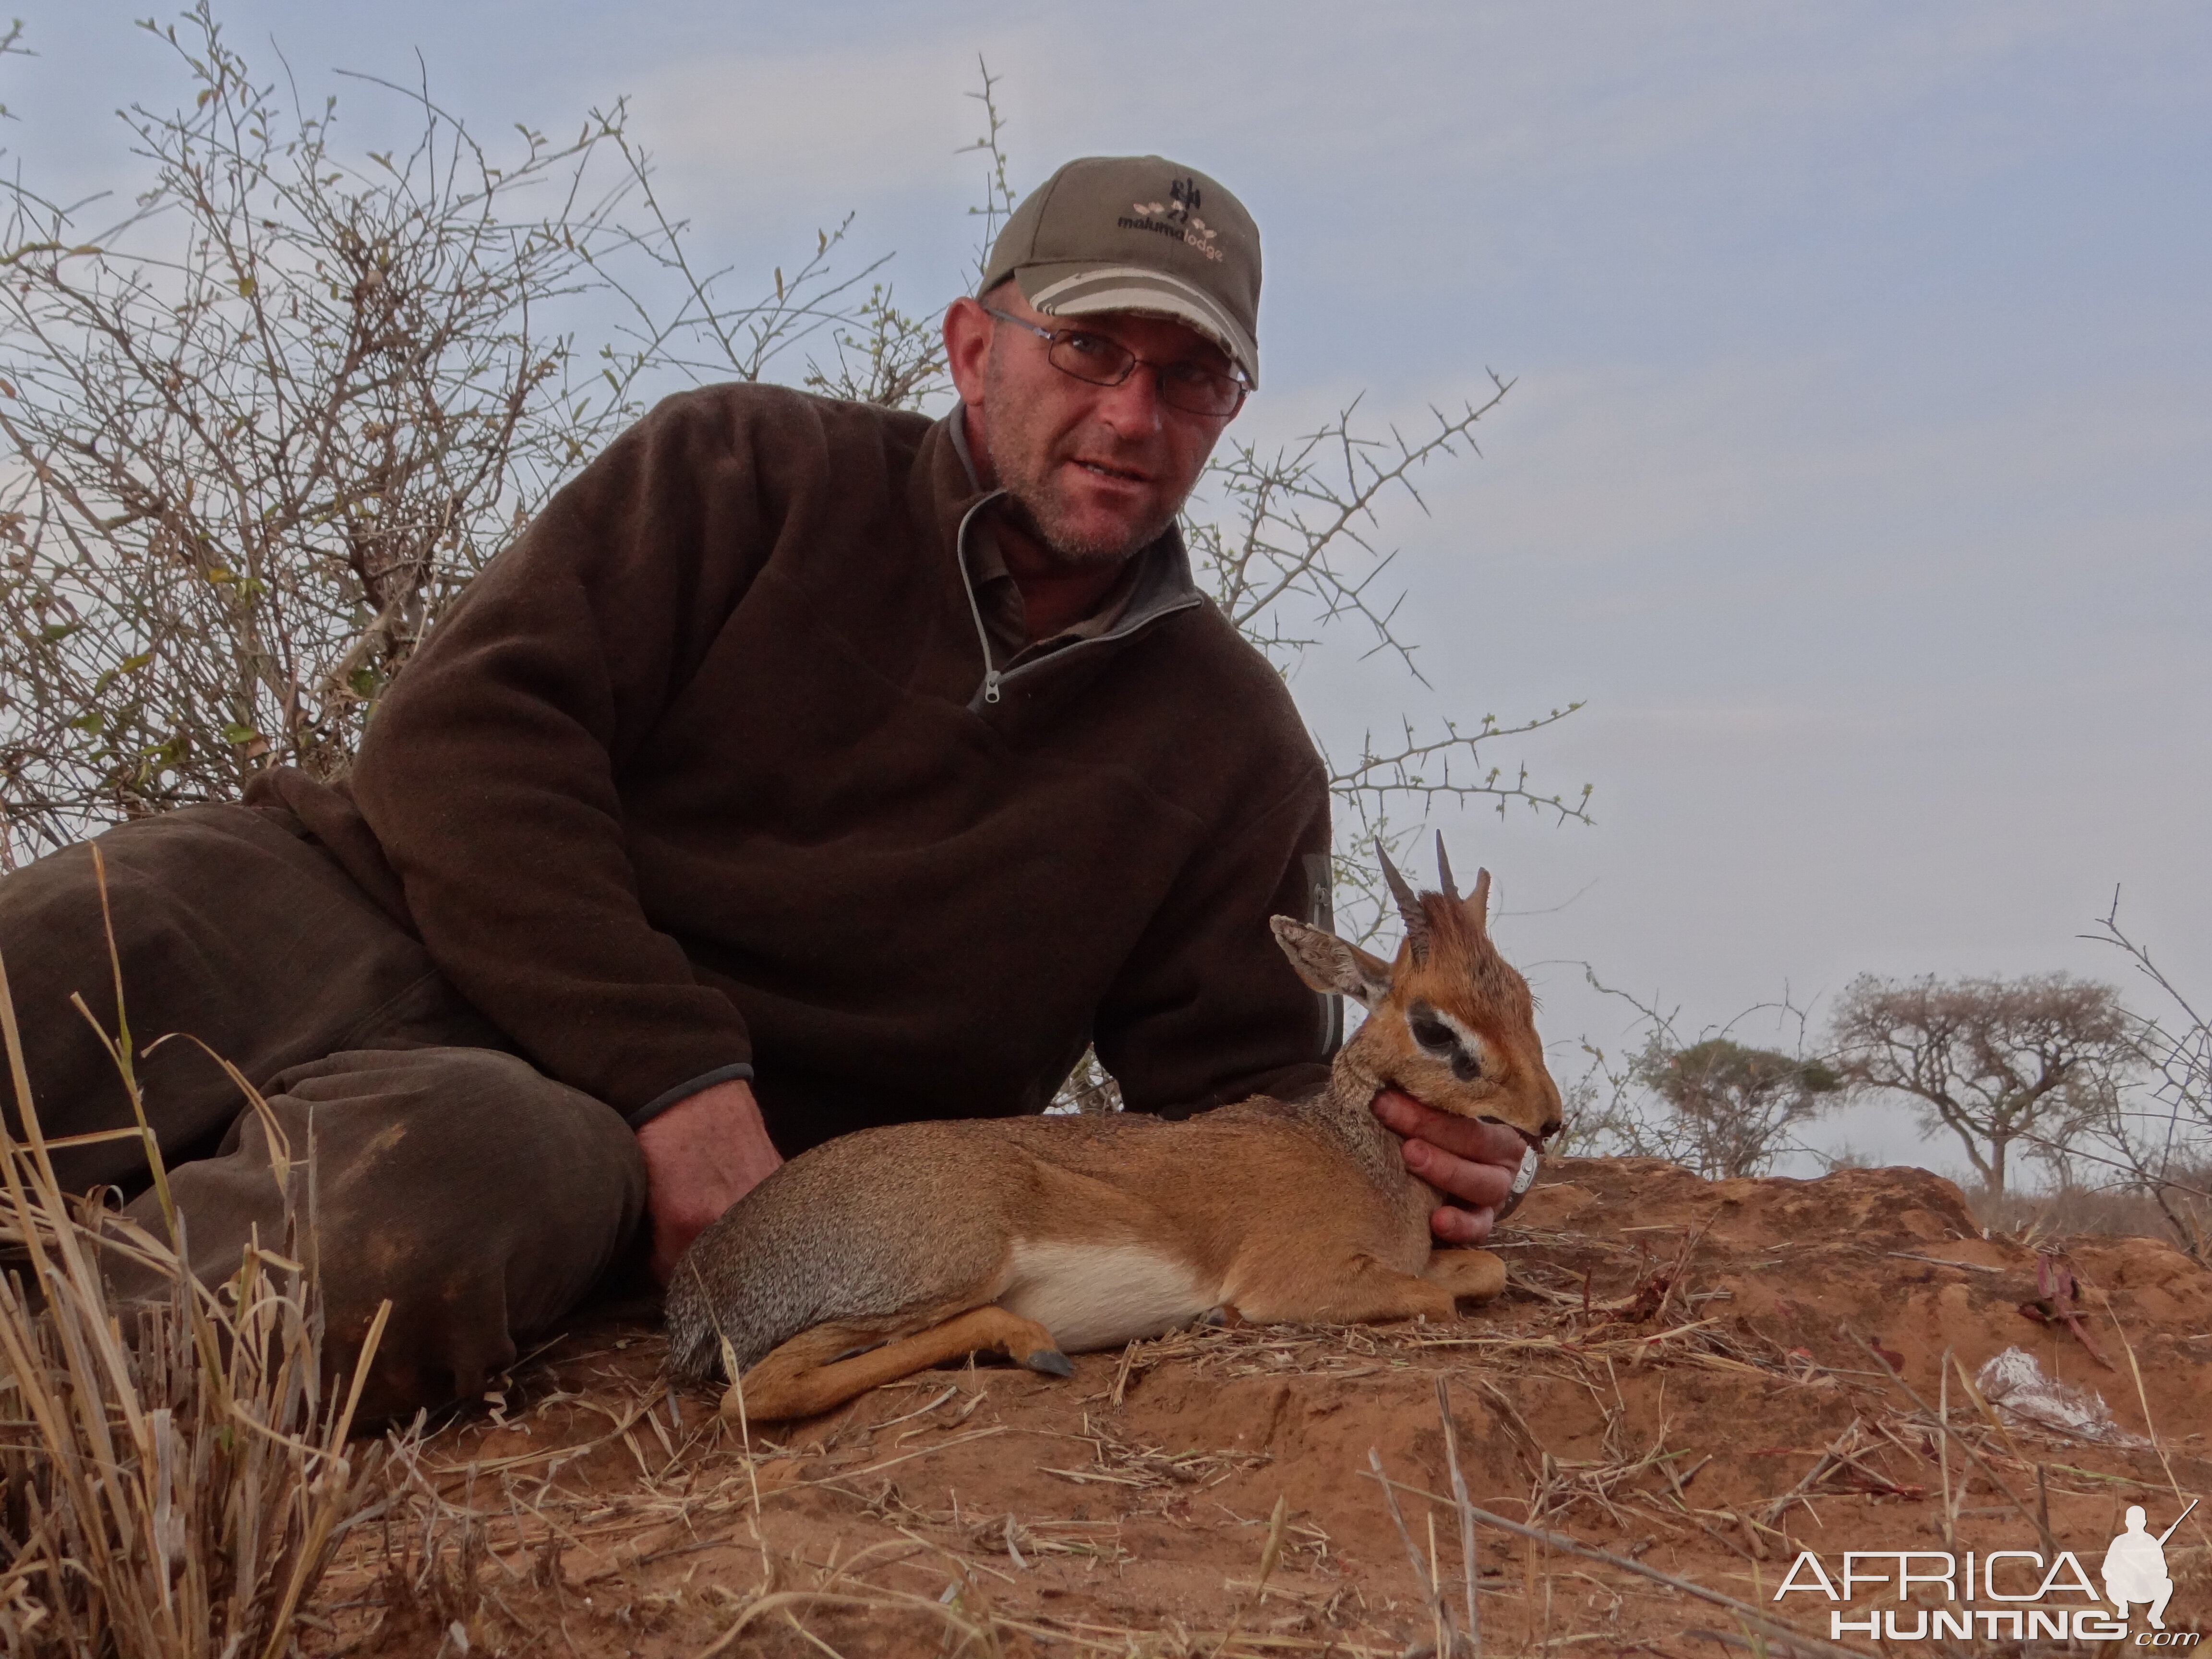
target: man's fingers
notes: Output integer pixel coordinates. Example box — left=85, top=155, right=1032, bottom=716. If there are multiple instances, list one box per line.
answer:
left=1371, top=1088, right=1530, bottom=1167
left=1431, top=1203, right=1495, bottom=1246
left=1400, top=1134, right=1515, bottom=1209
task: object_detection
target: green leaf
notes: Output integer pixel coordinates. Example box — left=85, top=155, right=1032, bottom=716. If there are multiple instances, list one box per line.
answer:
left=220, top=722, right=262, bottom=745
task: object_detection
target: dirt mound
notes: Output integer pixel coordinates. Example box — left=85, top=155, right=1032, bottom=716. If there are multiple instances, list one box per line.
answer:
left=315, top=1159, right=2212, bottom=1656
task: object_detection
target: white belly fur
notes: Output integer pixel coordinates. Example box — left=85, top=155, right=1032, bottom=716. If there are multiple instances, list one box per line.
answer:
left=997, top=1240, right=1214, bottom=1353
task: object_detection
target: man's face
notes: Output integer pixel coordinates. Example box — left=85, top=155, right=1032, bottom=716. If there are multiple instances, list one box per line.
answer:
left=947, top=288, right=1243, bottom=567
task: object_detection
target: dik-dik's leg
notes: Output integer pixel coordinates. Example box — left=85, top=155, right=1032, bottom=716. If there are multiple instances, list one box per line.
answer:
left=1230, top=1253, right=1461, bottom=1327
left=721, top=1305, right=1073, bottom=1423
left=1423, top=1247, right=1507, bottom=1303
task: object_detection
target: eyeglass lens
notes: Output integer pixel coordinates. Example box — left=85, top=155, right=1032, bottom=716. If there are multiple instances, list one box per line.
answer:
left=1045, top=333, right=1244, bottom=417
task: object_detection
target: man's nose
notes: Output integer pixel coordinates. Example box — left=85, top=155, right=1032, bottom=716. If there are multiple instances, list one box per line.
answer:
left=1092, top=365, right=1168, bottom=435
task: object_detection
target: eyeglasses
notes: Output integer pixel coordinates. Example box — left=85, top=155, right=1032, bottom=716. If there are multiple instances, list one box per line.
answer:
left=983, top=306, right=1249, bottom=419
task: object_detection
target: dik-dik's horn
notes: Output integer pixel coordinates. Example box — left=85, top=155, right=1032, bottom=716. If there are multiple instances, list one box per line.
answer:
left=1376, top=842, right=1429, bottom=961
left=1435, top=833, right=1458, bottom=902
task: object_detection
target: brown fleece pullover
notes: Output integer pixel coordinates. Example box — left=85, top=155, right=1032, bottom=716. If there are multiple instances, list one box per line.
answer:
left=301, top=385, right=1332, bottom=1155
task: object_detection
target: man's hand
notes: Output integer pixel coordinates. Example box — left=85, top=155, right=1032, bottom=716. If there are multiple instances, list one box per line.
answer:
left=635, top=1079, right=784, bottom=1284
left=1371, top=1087, right=1531, bottom=1246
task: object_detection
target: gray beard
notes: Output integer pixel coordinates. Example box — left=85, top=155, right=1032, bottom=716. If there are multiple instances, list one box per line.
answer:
left=992, top=483, right=1171, bottom=570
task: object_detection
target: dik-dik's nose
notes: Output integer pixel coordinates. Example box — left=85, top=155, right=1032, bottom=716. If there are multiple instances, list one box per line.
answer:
left=1539, top=1115, right=1563, bottom=1142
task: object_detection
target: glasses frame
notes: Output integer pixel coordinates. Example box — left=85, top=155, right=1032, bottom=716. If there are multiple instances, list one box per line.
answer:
left=982, top=305, right=1249, bottom=420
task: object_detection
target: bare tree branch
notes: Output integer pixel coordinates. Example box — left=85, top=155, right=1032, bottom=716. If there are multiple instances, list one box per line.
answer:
left=0, top=5, right=881, bottom=858
left=2062, top=891, right=2212, bottom=1257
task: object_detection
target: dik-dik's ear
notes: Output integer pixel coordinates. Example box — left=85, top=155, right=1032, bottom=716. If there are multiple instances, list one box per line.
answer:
left=1466, top=868, right=1492, bottom=938
left=1269, top=915, right=1393, bottom=1008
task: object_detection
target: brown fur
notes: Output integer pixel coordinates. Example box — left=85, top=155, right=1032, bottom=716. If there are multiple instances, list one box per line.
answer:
left=663, top=847, right=1561, bottom=1422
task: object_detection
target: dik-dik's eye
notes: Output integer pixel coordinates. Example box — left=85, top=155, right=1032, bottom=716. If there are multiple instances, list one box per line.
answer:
left=1408, top=1002, right=1485, bottom=1082
left=1407, top=1006, right=1455, bottom=1056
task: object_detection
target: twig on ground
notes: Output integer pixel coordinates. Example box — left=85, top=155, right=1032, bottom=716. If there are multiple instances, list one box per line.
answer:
left=1436, top=1375, right=1482, bottom=1656
left=1369, top=1445, right=1461, bottom=1652
left=1357, top=1467, right=1876, bottom=1659
left=1841, top=1325, right=2055, bottom=1555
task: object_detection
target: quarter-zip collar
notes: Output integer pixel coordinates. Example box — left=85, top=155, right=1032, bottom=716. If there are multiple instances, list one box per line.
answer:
left=933, top=405, right=1204, bottom=713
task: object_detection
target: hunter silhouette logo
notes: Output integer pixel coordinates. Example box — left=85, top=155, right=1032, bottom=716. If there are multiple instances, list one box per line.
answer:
left=1118, top=178, right=1225, bottom=261
left=2107, top=1501, right=2196, bottom=1630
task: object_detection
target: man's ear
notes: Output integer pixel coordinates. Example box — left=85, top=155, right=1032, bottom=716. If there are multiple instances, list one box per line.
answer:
left=1270, top=915, right=1393, bottom=1008
left=943, top=294, right=994, bottom=408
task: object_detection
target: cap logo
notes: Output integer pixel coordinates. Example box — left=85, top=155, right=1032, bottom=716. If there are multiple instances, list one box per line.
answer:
left=1118, top=177, right=1223, bottom=262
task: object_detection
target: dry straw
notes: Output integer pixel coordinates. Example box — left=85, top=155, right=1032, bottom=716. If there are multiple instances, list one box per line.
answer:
left=0, top=850, right=391, bottom=1656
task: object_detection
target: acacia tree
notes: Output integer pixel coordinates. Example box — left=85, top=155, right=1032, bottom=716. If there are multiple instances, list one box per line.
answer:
left=1828, top=972, right=2132, bottom=1194
left=1631, top=1037, right=1841, bottom=1179
left=1559, top=974, right=1838, bottom=1178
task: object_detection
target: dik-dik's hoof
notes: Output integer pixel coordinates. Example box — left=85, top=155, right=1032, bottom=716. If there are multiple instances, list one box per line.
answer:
left=1425, top=1247, right=1508, bottom=1304
left=1198, top=1304, right=1247, bottom=1329
left=1021, top=1347, right=1075, bottom=1378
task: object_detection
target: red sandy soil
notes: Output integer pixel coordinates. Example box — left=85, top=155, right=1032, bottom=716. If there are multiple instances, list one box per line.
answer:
left=313, top=1158, right=2212, bottom=1657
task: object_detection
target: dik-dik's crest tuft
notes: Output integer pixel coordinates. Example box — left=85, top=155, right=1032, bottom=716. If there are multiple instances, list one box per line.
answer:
left=1270, top=836, right=1562, bottom=1145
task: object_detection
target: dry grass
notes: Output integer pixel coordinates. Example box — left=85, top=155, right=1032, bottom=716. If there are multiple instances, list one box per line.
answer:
left=1968, top=1178, right=2211, bottom=1248
left=0, top=900, right=393, bottom=1657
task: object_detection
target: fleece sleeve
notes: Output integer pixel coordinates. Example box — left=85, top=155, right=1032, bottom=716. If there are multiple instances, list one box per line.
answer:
left=1092, top=766, right=1338, bottom=1118
left=349, top=395, right=773, bottom=1119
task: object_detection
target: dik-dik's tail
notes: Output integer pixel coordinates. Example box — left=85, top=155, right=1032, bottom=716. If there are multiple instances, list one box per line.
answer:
left=661, top=1124, right=1014, bottom=1382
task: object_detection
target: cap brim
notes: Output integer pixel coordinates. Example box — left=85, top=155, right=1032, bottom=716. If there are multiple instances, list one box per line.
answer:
left=1016, top=263, right=1258, bottom=391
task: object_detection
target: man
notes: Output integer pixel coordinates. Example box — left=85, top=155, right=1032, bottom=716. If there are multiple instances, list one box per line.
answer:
left=0, top=155, right=1524, bottom=1415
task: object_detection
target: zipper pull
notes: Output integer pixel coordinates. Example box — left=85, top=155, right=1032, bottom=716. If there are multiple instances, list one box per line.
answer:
left=983, top=669, right=1003, bottom=705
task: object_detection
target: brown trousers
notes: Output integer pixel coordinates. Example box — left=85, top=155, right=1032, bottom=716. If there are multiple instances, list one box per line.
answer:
left=0, top=804, right=646, bottom=1420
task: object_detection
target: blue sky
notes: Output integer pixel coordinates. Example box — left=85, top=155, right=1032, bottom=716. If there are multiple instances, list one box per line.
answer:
left=10, top=1, right=2209, bottom=1175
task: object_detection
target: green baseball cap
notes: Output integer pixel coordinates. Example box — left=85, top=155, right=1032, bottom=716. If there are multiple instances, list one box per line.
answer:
left=980, top=155, right=1262, bottom=390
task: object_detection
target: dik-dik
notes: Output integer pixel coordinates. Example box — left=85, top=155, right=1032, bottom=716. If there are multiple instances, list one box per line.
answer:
left=665, top=842, right=1563, bottom=1421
